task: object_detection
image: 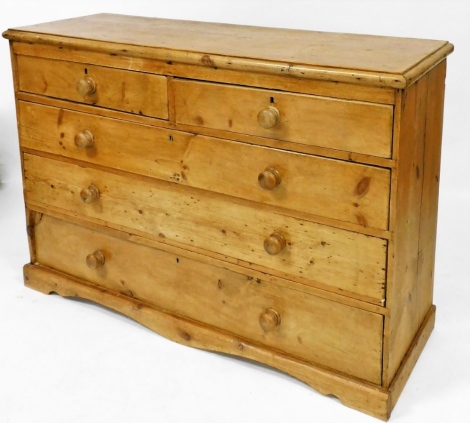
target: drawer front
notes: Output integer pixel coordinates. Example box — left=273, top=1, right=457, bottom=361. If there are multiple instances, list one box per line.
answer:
left=34, top=213, right=384, bottom=384
left=174, top=80, right=393, bottom=158
left=24, top=154, right=387, bottom=303
left=16, top=55, right=168, bottom=119
left=19, top=101, right=390, bottom=230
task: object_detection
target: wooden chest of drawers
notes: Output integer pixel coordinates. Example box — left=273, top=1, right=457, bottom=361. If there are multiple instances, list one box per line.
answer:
left=3, top=14, right=453, bottom=420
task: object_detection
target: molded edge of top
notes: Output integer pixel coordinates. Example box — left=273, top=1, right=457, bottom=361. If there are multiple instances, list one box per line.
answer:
left=2, top=16, right=454, bottom=89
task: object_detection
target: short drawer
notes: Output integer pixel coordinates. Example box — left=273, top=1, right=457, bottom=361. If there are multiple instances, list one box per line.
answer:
left=174, top=79, right=393, bottom=158
left=19, top=101, right=391, bottom=230
left=16, top=55, right=168, bottom=119
left=33, top=213, right=384, bottom=384
left=24, top=154, right=387, bottom=303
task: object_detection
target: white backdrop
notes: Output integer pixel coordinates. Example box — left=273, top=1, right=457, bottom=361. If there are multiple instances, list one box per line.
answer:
left=1, top=1, right=469, bottom=422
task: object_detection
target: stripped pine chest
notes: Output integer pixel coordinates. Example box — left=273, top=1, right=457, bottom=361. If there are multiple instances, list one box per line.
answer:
left=3, top=14, right=453, bottom=419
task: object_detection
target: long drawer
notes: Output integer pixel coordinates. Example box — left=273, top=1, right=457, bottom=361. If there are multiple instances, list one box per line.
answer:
left=16, top=55, right=168, bottom=119
left=23, top=154, right=387, bottom=303
left=174, top=79, right=393, bottom=158
left=33, top=213, right=384, bottom=384
left=19, top=101, right=391, bottom=230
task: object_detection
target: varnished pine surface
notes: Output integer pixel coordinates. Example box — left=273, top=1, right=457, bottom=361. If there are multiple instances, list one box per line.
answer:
left=18, top=101, right=391, bottom=230
left=23, top=153, right=388, bottom=303
left=174, top=79, right=393, bottom=158
left=33, top=214, right=384, bottom=384
left=22, top=262, right=437, bottom=421
left=3, top=13, right=453, bottom=88
left=4, top=13, right=453, bottom=420
left=16, top=55, right=168, bottom=119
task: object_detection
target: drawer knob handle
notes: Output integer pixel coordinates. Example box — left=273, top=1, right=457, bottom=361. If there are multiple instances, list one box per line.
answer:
left=74, top=130, right=94, bottom=149
left=258, top=167, right=281, bottom=190
left=259, top=308, right=281, bottom=332
left=80, top=184, right=100, bottom=203
left=86, top=250, right=105, bottom=269
left=76, top=76, right=96, bottom=96
left=264, top=232, right=286, bottom=255
left=257, top=106, right=281, bottom=129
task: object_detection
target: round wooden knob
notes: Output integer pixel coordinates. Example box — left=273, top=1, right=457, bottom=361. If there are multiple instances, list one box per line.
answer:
left=86, top=250, right=105, bottom=269
left=258, top=167, right=281, bottom=190
left=259, top=308, right=281, bottom=332
left=264, top=232, right=286, bottom=255
left=257, top=106, right=281, bottom=129
left=76, top=76, right=96, bottom=96
left=80, top=184, right=100, bottom=203
left=74, top=130, right=94, bottom=149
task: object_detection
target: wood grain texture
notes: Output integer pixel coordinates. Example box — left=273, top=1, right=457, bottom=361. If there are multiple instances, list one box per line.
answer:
left=21, top=262, right=438, bottom=420
left=11, top=41, right=397, bottom=105
left=174, top=79, right=393, bottom=158
left=385, top=75, right=427, bottom=383
left=17, top=90, right=396, bottom=170
left=26, top=203, right=389, bottom=317
left=23, top=153, right=387, bottom=303
left=5, top=14, right=453, bottom=419
left=16, top=55, right=168, bottom=119
left=3, top=13, right=453, bottom=88
left=384, top=62, right=447, bottom=385
left=19, top=101, right=391, bottom=230
left=24, top=263, right=392, bottom=420
left=416, top=61, right=447, bottom=327
left=23, top=146, right=392, bottom=240
left=33, top=214, right=384, bottom=383
left=388, top=305, right=436, bottom=412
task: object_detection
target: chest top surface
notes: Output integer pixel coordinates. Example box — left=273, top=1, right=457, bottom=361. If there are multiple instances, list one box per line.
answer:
left=3, top=13, right=453, bottom=88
